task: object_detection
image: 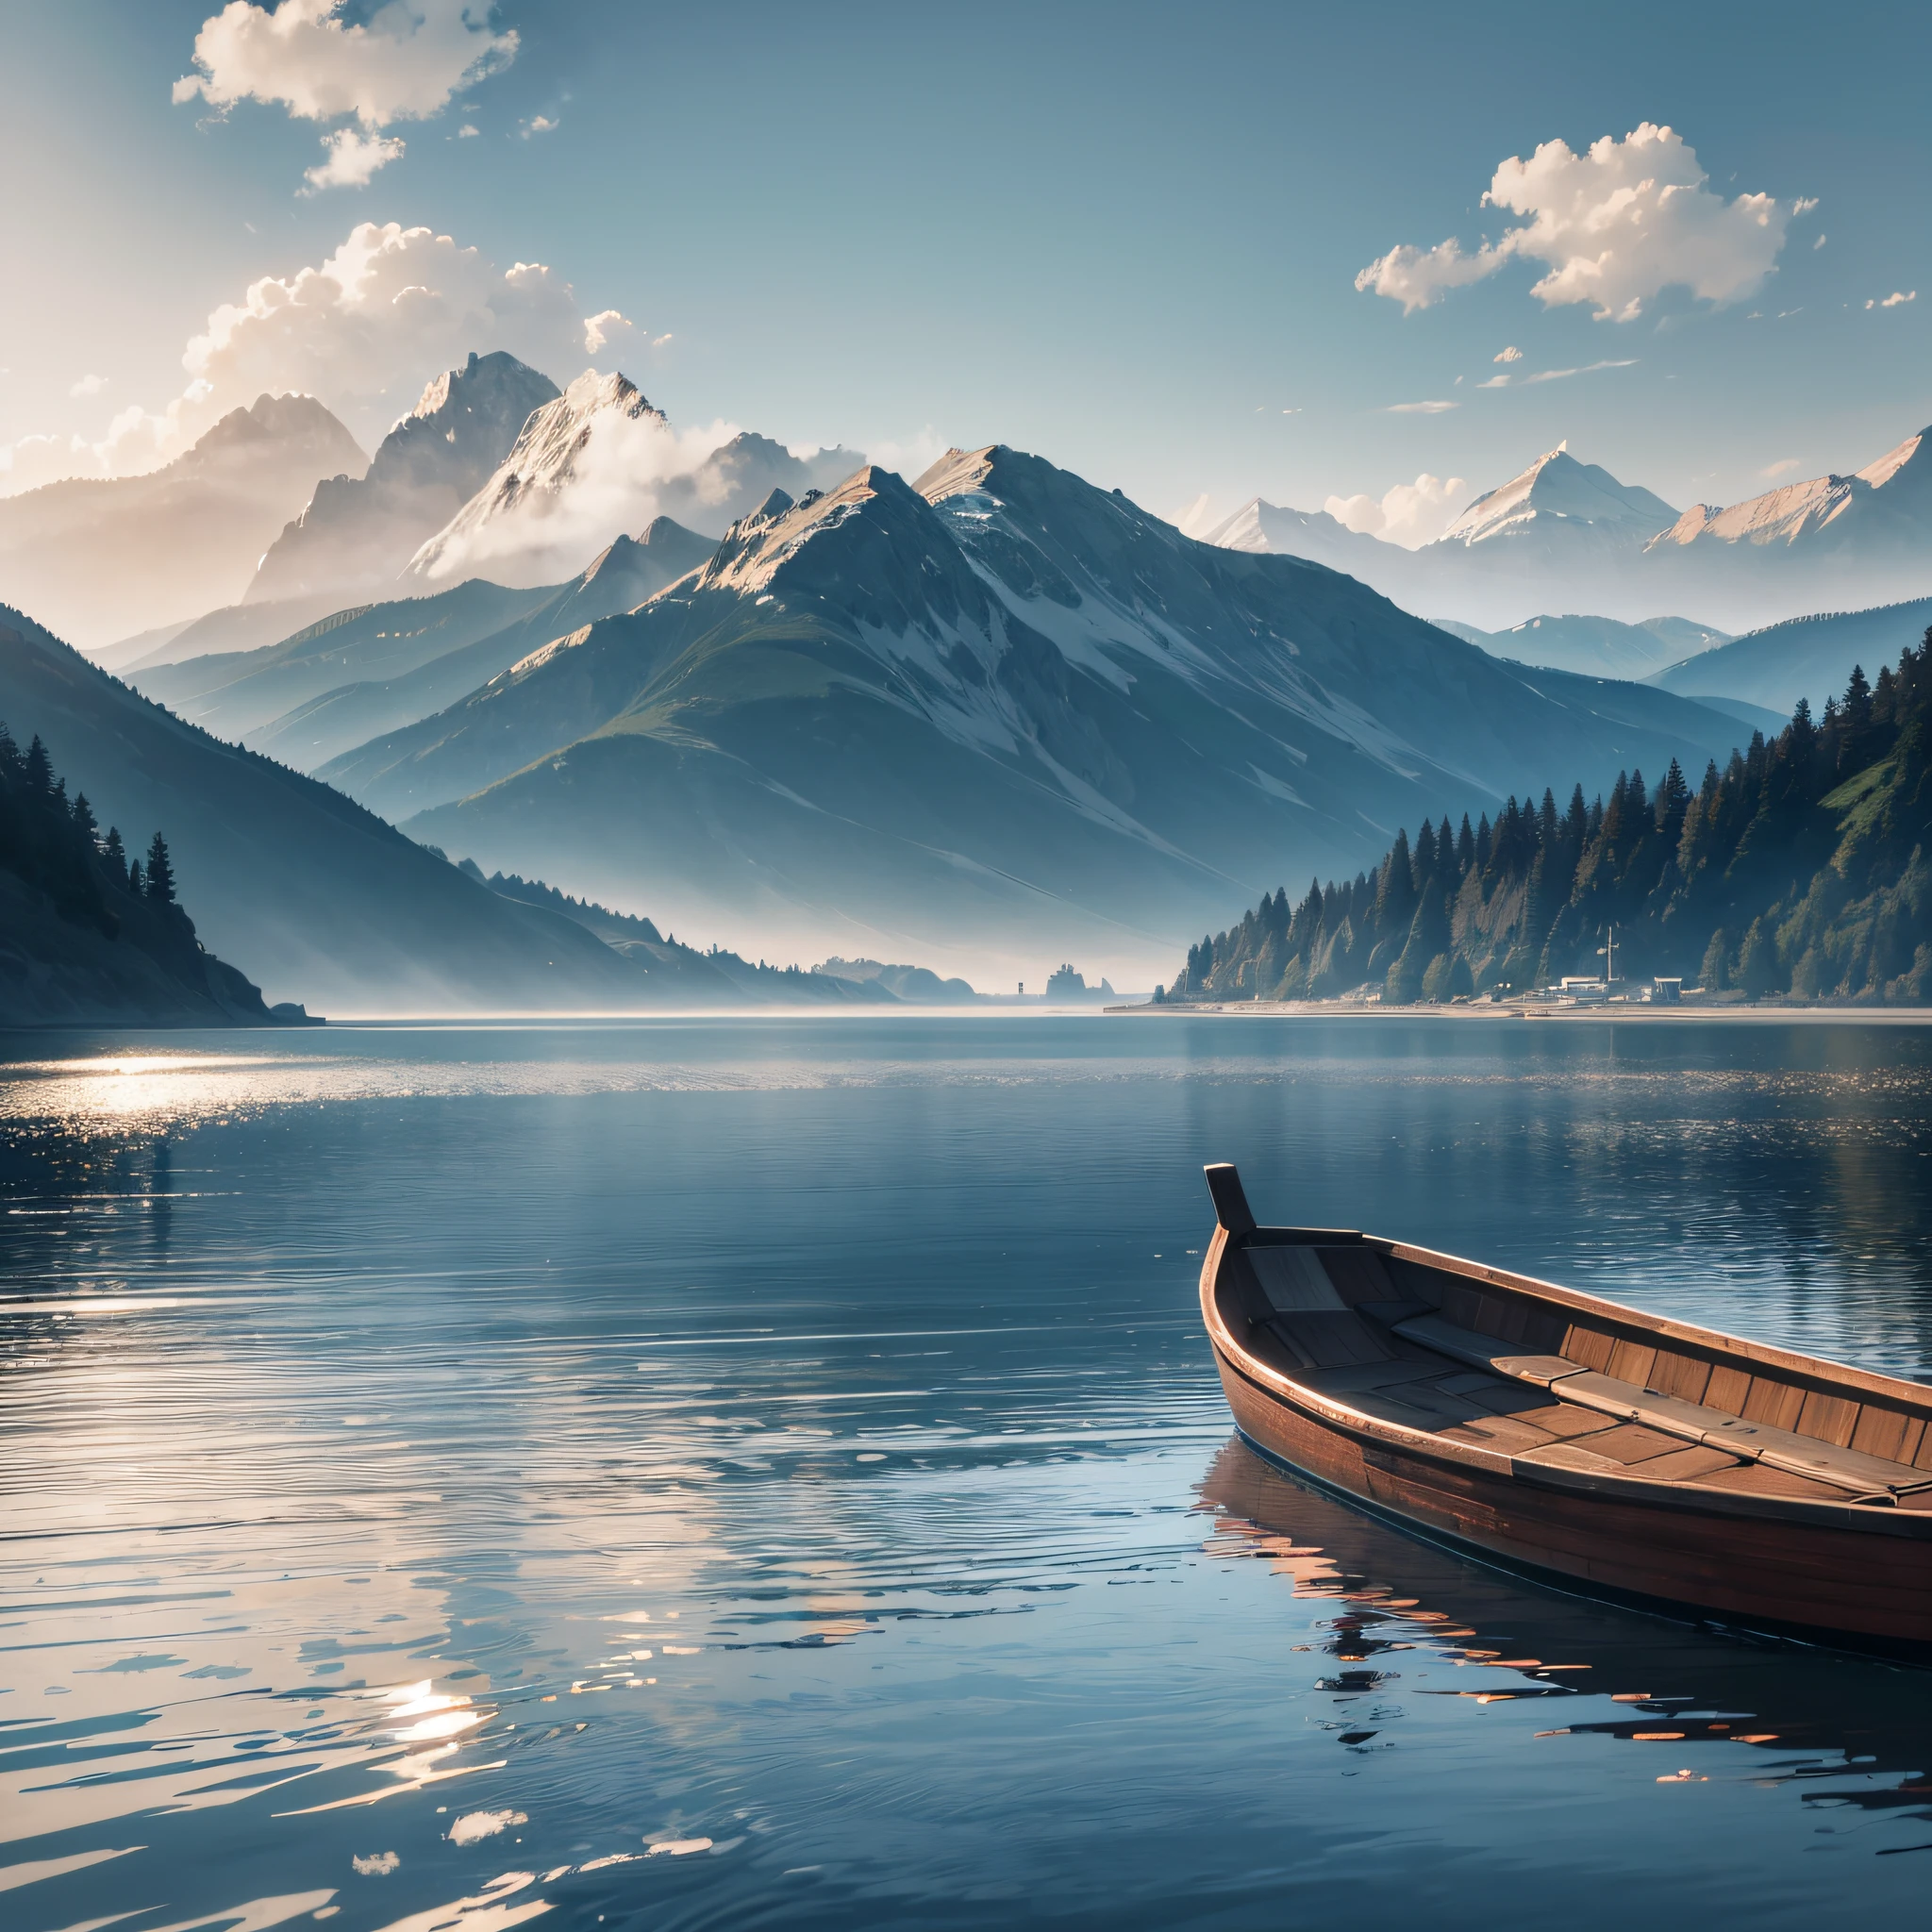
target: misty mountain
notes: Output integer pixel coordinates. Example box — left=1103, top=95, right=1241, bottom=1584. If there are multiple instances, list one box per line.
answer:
left=1641, top=426, right=1932, bottom=620
left=103, top=591, right=376, bottom=676
left=1204, top=425, right=1932, bottom=634
left=405, top=370, right=863, bottom=589
left=135, top=515, right=715, bottom=765
left=0, top=600, right=676, bottom=1014
left=0, top=396, right=367, bottom=647
left=247, top=351, right=562, bottom=606
left=1650, top=594, right=1932, bottom=717
left=319, top=447, right=1753, bottom=981
left=1434, top=444, right=1678, bottom=554
left=1434, top=611, right=1730, bottom=680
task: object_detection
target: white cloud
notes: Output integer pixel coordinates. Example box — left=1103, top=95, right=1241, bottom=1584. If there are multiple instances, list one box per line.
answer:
left=1523, top=358, right=1637, bottom=384
left=301, top=126, right=405, bottom=192
left=1476, top=375, right=1511, bottom=389
left=861, top=426, right=949, bottom=479
left=69, top=374, right=108, bottom=398
left=1762, top=458, right=1801, bottom=476
left=1357, top=124, right=1794, bottom=322
left=1868, top=290, right=1916, bottom=309
left=581, top=308, right=633, bottom=355
left=0, top=222, right=627, bottom=493
left=1385, top=399, right=1457, bottom=414
left=1493, top=345, right=1523, bottom=362
left=1324, top=472, right=1474, bottom=548
left=351, top=1852, right=400, bottom=1876
left=175, top=0, right=515, bottom=128
left=520, top=114, right=558, bottom=138
left=1813, top=233, right=1827, bottom=249
left=457, top=123, right=478, bottom=138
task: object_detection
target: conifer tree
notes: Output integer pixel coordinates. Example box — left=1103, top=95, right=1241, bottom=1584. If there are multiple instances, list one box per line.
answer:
left=144, top=832, right=175, bottom=905
left=103, top=826, right=126, bottom=878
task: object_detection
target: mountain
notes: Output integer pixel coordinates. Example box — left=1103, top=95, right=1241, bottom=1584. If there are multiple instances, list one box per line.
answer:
left=0, top=396, right=367, bottom=647
left=1199, top=448, right=1684, bottom=629
left=134, top=515, right=716, bottom=765
left=1434, top=612, right=1731, bottom=681
left=1650, top=594, right=1932, bottom=717
left=0, top=600, right=681, bottom=1014
left=1641, top=427, right=1932, bottom=623
left=404, top=370, right=863, bottom=588
left=106, top=591, right=372, bottom=675
left=1172, top=632, right=1932, bottom=1006
left=469, top=866, right=900, bottom=1005
left=314, top=447, right=1753, bottom=984
left=248, top=352, right=562, bottom=606
left=1431, top=444, right=1678, bottom=555
left=0, top=724, right=292, bottom=1028
left=1204, top=429, right=1932, bottom=634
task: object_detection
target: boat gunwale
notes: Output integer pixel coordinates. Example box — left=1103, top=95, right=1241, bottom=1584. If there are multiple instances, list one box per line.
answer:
left=1199, top=1222, right=1932, bottom=1541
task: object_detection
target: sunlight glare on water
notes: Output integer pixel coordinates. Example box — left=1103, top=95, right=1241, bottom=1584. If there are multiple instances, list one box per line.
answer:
left=2, top=1014, right=1931, bottom=1932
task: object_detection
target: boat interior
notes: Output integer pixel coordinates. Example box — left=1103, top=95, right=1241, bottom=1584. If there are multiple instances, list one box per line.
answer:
left=1212, top=1231, right=1932, bottom=1511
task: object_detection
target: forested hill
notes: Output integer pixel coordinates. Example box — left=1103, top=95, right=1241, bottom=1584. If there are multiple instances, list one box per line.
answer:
left=1167, top=630, right=1932, bottom=1007
left=0, top=723, right=287, bottom=1026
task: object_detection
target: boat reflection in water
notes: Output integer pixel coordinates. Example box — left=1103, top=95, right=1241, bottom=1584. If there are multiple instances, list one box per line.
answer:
left=1197, top=1437, right=1932, bottom=1824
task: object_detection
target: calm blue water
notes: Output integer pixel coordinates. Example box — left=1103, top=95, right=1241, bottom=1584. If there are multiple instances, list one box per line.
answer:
left=3, top=1014, right=1931, bottom=1931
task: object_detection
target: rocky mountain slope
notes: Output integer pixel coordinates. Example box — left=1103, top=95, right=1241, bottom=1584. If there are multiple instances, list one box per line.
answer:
left=0, top=396, right=367, bottom=647
left=405, top=370, right=862, bottom=588
left=313, top=446, right=1754, bottom=982
left=248, top=351, right=561, bottom=606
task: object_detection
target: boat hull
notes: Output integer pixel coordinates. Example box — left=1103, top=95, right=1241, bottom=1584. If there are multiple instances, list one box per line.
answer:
left=1212, top=1344, right=1932, bottom=1649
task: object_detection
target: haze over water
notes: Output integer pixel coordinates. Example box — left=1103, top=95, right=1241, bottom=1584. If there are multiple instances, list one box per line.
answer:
left=4, top=1014, right=1931, bottom=1930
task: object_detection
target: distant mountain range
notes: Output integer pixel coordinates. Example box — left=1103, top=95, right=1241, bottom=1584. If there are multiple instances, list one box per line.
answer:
left=0, top=396, right=368, bottom=647
left=1649, top=594, right=1932, bottom=718
left=1207, top=425, right=1932, bottom=633
left=278, top=445, right=1755, bottom=981
left=1431, top=611, right=1731, bottom=682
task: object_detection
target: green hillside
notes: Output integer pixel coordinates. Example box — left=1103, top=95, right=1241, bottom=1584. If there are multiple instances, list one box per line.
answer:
left=1170, top=630, right=1932, bottom=1006
left=0, top=723, right=287, bottom=1026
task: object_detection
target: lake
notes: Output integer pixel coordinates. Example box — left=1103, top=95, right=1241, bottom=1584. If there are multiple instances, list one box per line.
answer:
left=3, top=1013, right=1931, bottom=1931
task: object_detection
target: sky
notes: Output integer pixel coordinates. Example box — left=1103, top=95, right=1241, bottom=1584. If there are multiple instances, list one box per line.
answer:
left=4, top=0, right=1929, bottom=539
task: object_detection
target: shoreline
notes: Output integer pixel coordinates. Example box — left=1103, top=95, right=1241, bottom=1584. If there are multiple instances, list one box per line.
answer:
left=1105, top=1000, right=1932, bottom=1024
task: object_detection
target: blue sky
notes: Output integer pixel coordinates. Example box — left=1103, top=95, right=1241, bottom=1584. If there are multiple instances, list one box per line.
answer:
left=5, top=0, right=1929, bottom=531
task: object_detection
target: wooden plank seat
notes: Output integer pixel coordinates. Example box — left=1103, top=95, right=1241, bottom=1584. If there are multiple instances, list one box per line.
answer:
left=1392, top=1314, right=1932, bottom=1502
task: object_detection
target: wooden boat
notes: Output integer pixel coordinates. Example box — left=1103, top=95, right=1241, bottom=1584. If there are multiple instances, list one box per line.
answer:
left=1199, top=1163, right=1932, bottom=1650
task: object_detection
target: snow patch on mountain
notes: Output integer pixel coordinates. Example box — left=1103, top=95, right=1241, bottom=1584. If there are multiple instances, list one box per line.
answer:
left=1433, top=444, right=1677, bottom=550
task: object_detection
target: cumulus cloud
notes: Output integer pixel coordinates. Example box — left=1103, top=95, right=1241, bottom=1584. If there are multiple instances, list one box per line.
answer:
left=582, top=308, right=629, bottom=355
left=175, top=0, right=515, bottom=128
left=520, top=114, right=558, bottom=138
left=1385, top=399, right=1457, bottom=414
left=69, top=374, right=108, bottom=398
left=175, top=1, right=515, bottom=191
left=301, top=126, right=405, bottom=192
left=1493, top=345, right=1523, bottom=362
left=0, top=222, right=629, bottom=493
left=1868, top=290, right=1917, bottom=309
left=1357, top=124, right=1795, bottom=322
left=1324, top=472, right=1474, bottom=548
